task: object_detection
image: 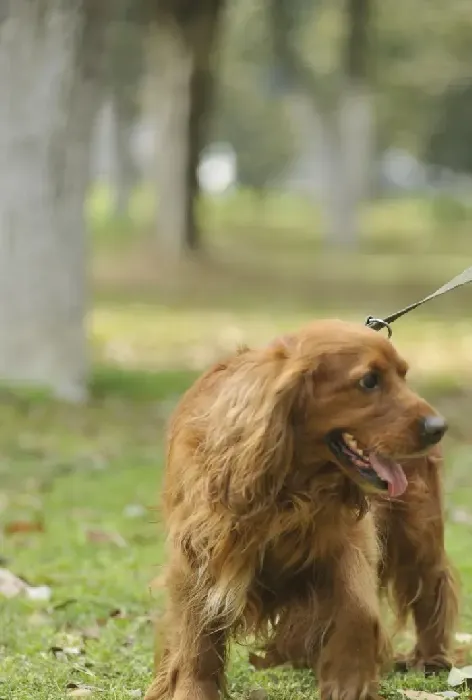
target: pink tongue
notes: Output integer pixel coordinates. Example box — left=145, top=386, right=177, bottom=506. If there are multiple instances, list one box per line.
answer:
left=369, top=454, right=408, bottom=497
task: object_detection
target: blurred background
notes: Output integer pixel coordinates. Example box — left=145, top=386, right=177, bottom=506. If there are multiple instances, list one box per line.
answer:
left=2, top=1, right=472, bottom=697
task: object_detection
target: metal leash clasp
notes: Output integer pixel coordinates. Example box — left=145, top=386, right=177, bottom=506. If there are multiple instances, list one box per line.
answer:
left=365, top=316, right=393, bottom=338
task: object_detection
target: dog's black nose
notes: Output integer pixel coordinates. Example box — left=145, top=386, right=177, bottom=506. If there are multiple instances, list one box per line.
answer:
left=419, top=415, right=448, bottom=445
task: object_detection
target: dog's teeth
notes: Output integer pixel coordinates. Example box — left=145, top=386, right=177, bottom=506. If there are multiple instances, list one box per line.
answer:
left=343, top=433, right=358, bottom=450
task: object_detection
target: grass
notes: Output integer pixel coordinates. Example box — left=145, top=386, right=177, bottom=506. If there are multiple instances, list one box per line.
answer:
left=88, top=184, right=472, bottom=254
left=2, top=190, right=472, bottom=697
left=90, top=301, right=472, bottom=382
left=90, top=183, right=472, bottom=313
left=0, top=367, right=472, bottom=700
left=0, top=379, right=168, bottom=699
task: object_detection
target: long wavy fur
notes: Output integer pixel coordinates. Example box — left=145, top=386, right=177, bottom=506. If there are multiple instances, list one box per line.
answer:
left=144, top=321, right=459, bottom=700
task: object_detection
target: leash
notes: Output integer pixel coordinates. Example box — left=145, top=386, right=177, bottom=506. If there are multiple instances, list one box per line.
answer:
left=365, top=266, right=472, bottom=338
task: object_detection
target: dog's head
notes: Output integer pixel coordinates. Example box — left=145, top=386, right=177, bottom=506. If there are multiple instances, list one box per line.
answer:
left=276, top=319, right=447, bottom=498
left=201, top=319, right=446, bottom=516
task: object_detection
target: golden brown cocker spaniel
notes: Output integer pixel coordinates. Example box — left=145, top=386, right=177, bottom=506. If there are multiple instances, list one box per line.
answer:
left=145, top=319, right=458, bottom=700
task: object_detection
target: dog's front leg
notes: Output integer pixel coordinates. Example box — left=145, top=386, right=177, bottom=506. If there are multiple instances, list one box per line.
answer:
left=144, top=553, right=229, bottom=700
left=317, top=533, right=390, bottom=700
left=377, top=461, right=459, bottom=673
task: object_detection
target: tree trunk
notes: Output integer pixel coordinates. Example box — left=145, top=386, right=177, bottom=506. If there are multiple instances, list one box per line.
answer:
left=149, top=2, right=223, bottom=259
left=319, top=83, right=374, bottom=249
left=286, top=86, right=373, bottom=248
left=105, top=1, right=144, bottom=219
left=111, top=92, right=138, bottom=218
left=0, top=0, right=107, bottom=401
left=267, top=0, right=374, bottom=250
left=321, top=0, right=373, bottom=249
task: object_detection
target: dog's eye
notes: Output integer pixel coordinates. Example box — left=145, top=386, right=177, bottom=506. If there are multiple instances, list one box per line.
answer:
left=359, top=371, right=380, bottom=391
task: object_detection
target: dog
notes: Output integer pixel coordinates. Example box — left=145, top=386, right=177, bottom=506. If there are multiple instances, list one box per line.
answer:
left=144, top=319, right=458, bottom=700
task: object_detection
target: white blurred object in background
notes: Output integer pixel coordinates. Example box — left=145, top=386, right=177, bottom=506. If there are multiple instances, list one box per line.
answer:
left=197, top=142, right=237, bottom=194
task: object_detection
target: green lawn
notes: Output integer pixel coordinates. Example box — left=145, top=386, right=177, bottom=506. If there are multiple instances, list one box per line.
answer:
left=1, top=365, right=472, bottom=700
left=2, top=195, right=472, bottom=697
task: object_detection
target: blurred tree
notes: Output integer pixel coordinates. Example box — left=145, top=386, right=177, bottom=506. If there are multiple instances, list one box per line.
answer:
left=375, top=0, right=472, bottom=159
left=268, top=0, right=373, bottom=249
left=210, top=1, right=295, bottom=194
left=104, top=0, right=145, bottom=217
left=212, top=82, right=294, bottom=193
left=210, top=0, right=472, bottom=219
left=147, top=0, right=225, bottom=258
left=425, top=80, right=472, bottom=175
left=0, top=0, right=109, bottom=400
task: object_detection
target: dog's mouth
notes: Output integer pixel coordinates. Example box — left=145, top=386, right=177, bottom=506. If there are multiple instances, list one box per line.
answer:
left=326, top=431, right=408, bottom=498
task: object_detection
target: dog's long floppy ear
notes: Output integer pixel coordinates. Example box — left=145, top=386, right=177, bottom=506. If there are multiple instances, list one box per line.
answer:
left=202, top=339, right=303, bottom=516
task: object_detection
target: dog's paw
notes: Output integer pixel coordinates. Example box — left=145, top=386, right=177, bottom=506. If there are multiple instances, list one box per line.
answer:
left=393, top=653, right=451, bottom=676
